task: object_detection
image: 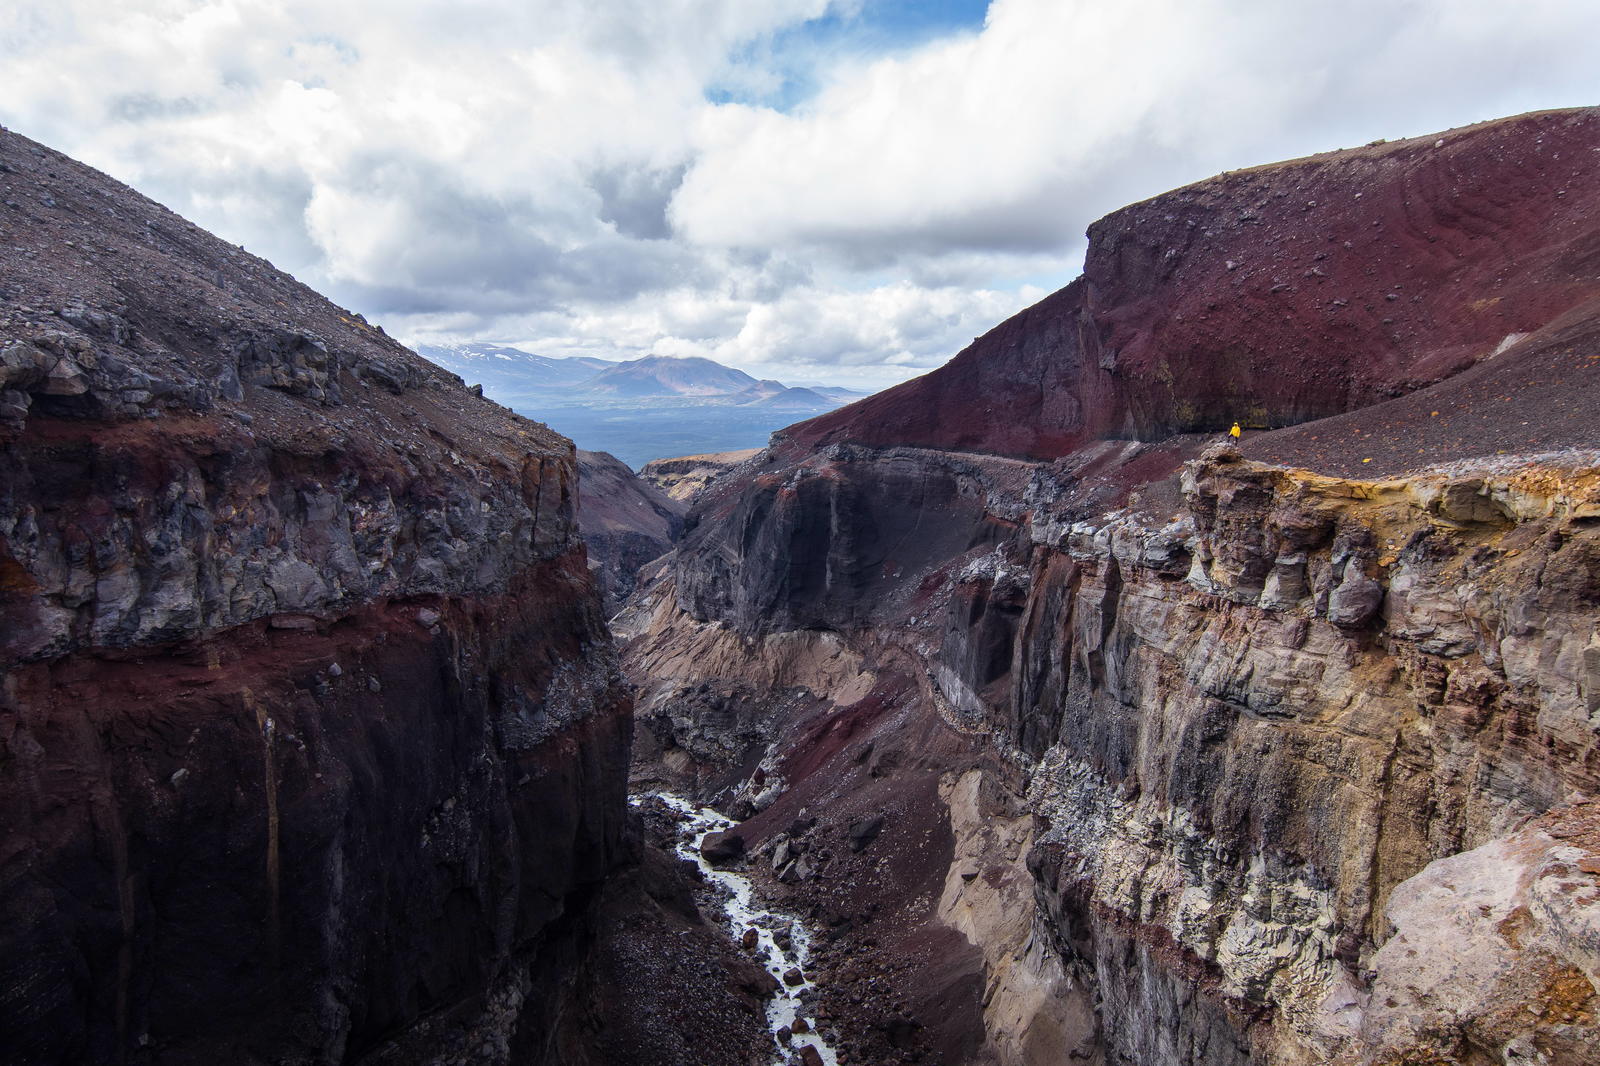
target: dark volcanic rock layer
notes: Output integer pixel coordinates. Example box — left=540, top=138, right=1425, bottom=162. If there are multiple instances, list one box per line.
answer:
left=0, top=127, right=632, bottom=1065
left=625, top=108, right=1600, bottom=1066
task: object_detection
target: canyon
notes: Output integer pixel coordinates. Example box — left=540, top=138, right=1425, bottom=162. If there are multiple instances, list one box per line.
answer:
left=623, top=107, right=1600, bottom=1065
left=3, top=104, right=1600, bottom=1066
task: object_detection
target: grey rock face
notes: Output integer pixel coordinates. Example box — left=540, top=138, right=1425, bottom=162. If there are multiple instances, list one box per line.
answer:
left=644, top=432, right=1600, bottom=1065
left=235, top=328, right=342, bottom=403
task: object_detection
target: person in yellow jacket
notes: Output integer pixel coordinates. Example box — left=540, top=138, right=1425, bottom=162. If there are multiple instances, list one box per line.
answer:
left=1229, top=422, right=1242, bottom=439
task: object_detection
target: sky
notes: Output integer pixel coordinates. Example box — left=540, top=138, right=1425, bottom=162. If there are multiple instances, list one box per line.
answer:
left=2, top=1, right=1598, bottom=390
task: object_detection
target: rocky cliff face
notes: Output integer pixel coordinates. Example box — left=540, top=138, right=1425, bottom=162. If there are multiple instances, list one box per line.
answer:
left=625, top=108, right=1600, bottom=1065
left=0, top=127, right=631, bottom=1065
left=1017, top=450, right=1600, bottom=1064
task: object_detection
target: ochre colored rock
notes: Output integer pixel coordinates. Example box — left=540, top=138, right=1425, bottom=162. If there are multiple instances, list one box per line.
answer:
left=640, top=448, right=762, bottom=503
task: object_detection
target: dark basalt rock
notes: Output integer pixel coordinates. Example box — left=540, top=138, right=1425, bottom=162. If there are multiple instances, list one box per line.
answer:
left=700, top=831, right=747, bottom=866
left=0, top=125, right=633, bottom=1066
left=847, top=815, right=885, bottom=852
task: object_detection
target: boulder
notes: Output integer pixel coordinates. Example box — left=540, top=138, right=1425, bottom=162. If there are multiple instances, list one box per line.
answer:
left=1328, top=569, right=1384, bottom=627
left=700, top=830, right=746, bottom=866
left=847, top=814, right=884, bottom=852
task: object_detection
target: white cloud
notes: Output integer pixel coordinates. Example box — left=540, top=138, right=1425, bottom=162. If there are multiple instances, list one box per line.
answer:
left=673, top=0, right=1600, bottom=262
left=1, top=0, right=1597, bottom=389
left=399, top=279, right=1039, bottom=390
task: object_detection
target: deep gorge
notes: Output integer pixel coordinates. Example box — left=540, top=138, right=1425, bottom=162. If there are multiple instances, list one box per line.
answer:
left=5, top=106, right=1600, bottom=1066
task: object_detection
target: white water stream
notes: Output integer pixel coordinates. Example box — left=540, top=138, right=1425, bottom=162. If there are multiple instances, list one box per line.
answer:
left=634, top=792, right=839, bottom=1066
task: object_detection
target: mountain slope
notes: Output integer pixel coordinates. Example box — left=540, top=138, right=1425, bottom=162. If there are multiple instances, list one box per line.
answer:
left=576, top=449, right=684, bottom=612
left=417, top=351, right=869, bottom=469
left=0, top=125, right=633, bottom=1065
left=579, top=354, right=762, bottom=397
left=784, top=108, right=1600, bottom=463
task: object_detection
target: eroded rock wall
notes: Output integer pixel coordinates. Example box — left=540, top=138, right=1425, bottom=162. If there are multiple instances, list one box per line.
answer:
left=0, top=126, right=631, bottom=1066
left=639, top=448, right=762, bottom=504
left=1009, top=453, right=1600, bottom=1064
left=627, top=107, right=1600, bottom=1066
left=640, top=438, right=1600, bottom=1065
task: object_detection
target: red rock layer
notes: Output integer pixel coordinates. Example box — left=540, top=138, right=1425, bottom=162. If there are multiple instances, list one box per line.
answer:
left=784, top=108, right=1600, bottom=462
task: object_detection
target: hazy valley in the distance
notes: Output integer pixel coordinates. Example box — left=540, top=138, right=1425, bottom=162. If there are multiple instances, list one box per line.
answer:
left=416, top=343, right=871, bottom=468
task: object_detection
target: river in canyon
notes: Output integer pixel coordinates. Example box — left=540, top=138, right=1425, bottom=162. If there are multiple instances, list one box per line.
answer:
left=635, top=793, right=840, bottom=1066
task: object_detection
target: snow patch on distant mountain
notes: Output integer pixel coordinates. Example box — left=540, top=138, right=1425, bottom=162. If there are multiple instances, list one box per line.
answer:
left=416, top=342, right=614, bottom=390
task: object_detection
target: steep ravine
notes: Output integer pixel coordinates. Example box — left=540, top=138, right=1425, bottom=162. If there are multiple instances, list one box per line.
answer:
left=8, top=101, right=1600, bottom=1066
left=621, top=108, right=1600, bottom=1065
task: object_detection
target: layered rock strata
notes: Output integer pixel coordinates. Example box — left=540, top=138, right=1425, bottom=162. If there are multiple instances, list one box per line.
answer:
left=624, top=108, right=1600, bottom=1065
left=0, top=127, right=632, bottom=1065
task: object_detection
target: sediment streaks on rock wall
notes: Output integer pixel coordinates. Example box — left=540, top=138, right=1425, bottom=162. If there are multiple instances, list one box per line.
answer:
left=1011, top=453, right=1600, bottom=1062
left=0, top=126, right=630, bottom=1066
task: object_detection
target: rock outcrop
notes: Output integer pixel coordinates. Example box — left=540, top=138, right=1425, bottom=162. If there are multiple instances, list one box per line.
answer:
left=640, top=448, right=762, bottom=503
left=0, top=126, right=632, bottom=1065
left=624, top=108, right=1600, bottom=1065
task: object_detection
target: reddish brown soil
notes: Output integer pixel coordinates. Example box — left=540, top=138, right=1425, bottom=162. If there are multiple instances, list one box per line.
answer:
left=782, top=108, right=1600, bottom=466
left=1244, top=295, right=1600, bottom=477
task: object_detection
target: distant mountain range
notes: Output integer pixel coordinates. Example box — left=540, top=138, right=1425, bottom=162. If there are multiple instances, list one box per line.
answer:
left=581, top=354, right=757, bottom=397
left=414, top=344, right=871, bottom=467
left=415, top=342, right=614, bottom=394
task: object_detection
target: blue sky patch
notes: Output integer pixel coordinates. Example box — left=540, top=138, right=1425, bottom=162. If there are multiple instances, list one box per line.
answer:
left=708, top=0, right=991, bottom=111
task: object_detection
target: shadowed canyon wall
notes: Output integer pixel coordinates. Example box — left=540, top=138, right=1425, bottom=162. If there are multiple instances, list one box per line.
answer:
left=0, top=126, right=632, bottom=1065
